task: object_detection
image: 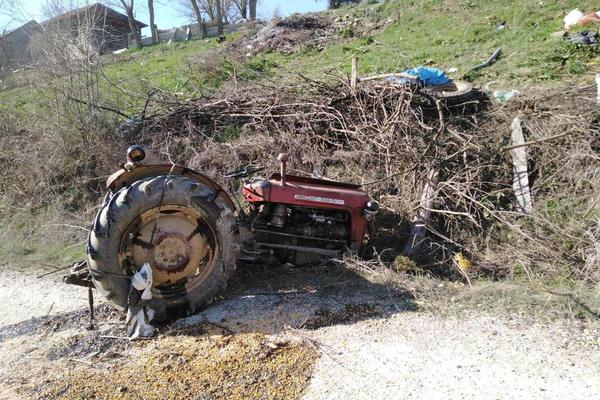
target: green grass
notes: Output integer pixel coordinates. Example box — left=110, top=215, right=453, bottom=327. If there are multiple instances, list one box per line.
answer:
left=257, top=0, right=600, bottom=87
left=3, top=1, right=600, bottom=114
left=103, top=38, right=222, bottom=94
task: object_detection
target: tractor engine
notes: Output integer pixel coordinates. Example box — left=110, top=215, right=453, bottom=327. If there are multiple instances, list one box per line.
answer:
left=240, top=154, right=378, bottom=264
left=248, top=203, right=352, bottom=263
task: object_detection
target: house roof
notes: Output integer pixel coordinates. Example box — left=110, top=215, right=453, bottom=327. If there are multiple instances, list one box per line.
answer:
left=0, top=20, right=42, bottom=41
left=43, top=3, right=147, bottom=28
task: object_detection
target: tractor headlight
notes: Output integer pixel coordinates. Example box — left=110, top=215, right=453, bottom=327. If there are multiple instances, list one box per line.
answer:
left=365, top=200, right=379, bottom=219
left=127, top=145, right=146, bottom=162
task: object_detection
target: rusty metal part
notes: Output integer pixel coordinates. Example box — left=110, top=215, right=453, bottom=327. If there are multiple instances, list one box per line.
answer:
left=87, top=286, right=95, bottom=330
left=277, top=153, right=290, bottom=186
left=107, top=164, right=235, bottom=212
left=151, top=232, right=192, bottom=273
left=121, top=205, right=214, bottom=287
left=63, top=260, right=94, bottom=288
left=257, top=243, right=342, bottom=257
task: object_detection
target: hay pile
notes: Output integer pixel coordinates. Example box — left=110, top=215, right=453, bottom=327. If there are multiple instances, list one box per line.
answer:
left=123, top=79, right=599, bottom=281
left=40, top=333, right=317, bottom=400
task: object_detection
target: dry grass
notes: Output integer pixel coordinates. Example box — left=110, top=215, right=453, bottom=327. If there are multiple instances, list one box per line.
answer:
left=116, top=78, right=598, bottom=282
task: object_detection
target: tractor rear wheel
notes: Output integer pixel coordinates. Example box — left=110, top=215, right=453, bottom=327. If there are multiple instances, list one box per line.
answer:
left=86, top=175, right=238, bottom=322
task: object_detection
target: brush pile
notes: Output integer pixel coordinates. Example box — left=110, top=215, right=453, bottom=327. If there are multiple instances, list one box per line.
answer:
left=239, top=15, right=334, bottom=55
left=122, top=79, right=599, bottom=281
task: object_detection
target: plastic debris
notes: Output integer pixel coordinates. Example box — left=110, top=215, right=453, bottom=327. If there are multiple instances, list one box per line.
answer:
left=447, top=67, right=459, bottom=73
left=579, top=11, right=600, bottom=26
left=493, top=89, right=519, bottom=102
left=388, top=66, right=452, bottom=86
left=131, top=263, right=153, bottom=300
left=453, top=252, right=473, bottom=271
left=567, top=31, right=598, bottom=45
left=564, top=9, right=584, bottom=29
left=401, top=66, right=451, bottom=86
left=564, top=9, right=600, bottom=29
left=125, top=263, right=156, bottom=339
left=468, top=47, right=502, bottom=74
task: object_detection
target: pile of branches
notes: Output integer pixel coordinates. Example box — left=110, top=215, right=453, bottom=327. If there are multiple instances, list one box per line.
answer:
left=123, top=79, right=599, bottom=281
left=236, top=15, right=334, bottom=55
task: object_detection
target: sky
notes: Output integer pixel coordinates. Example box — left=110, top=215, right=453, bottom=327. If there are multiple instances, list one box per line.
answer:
left=4, top=0, right=329, bottom=34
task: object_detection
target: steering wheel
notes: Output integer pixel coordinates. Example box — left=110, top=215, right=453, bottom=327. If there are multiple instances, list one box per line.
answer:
left=224, top=164, right=265, bottom=179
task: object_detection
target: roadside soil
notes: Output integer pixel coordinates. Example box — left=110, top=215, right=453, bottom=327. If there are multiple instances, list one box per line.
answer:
left=0, top=264, right=598, bottom=399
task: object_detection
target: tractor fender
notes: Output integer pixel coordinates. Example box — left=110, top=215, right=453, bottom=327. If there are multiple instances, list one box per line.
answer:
left=106, top=164, right=236, bottom=211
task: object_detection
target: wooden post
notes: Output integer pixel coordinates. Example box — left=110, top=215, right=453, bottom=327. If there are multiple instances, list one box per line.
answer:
left=403, top=169, right=439, bottom=256
left=511, top=116, right=533, bottom=214
left=351, top=55, right=358, bottom=92
left=167, top=28, right=177, bottom=45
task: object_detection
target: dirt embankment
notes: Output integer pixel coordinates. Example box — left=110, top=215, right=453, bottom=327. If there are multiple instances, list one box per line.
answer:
left=1, top=265, right=599, bottom=400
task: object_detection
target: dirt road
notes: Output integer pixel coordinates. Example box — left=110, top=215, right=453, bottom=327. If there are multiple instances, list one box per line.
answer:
left=0, top=264, right=598, bottom=399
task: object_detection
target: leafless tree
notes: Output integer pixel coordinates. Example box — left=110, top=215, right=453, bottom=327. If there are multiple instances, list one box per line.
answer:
left=118, top=0, right=142, bottom=49
left=232, top=0, right=246, bottom=20
left=249, top=0, right=256, bottom=21
left=179, top=0, right=240, bottom=34
left=189, top=0, right=207, bottom=38
left=0, top=0, right=20, bottom=33
left=147, top=0, right=158, bottom=44
left=215, top=0, right=223, bottom=35
left=41, top=0, right=79, bottom=19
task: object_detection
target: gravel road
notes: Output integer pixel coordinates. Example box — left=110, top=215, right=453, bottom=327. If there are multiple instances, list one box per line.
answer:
left=0, top=265, right=598, bottom=399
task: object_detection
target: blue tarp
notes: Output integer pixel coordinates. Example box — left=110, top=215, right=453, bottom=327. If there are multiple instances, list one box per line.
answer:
left=387, top=66, right=451, bottom=86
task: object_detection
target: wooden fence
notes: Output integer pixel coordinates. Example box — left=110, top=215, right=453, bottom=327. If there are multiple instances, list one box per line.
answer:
left=128, top=21, right=249, bottom=48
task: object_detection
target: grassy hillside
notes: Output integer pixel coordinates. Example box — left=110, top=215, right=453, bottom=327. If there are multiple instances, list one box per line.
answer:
left=98, top=0, right=600, bottom=93
left=271, top=0, right=600, bottom=84
left=4, top=0, right=599, bottom=113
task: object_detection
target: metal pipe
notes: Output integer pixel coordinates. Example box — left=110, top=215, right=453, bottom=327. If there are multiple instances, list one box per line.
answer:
left=277, top=152, right=289, bottom=186
left=252, top=227, right=346, bottom=244
left=258, top=242, right=342, bottom=257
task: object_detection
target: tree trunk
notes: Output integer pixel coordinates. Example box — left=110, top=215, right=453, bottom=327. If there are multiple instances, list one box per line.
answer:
left=205, top=0, right=215, bottom=20
left=249, top=0, right=256, bottom=20
left=190, top=0, right=207, bottom=38
left=148, top=0, right=158, bottom=44
left=120, top=0, right=142, bottom=49
left=216, top=0, right=223, bottom=35
left=238, top=0, right=247, bottom=19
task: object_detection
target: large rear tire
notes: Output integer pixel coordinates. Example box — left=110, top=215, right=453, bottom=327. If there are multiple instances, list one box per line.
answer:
left=87, top=175, right=238, bottom=322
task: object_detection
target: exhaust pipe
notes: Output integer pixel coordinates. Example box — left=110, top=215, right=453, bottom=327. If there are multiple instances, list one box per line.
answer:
left=277, top=153, right=290, bottom=186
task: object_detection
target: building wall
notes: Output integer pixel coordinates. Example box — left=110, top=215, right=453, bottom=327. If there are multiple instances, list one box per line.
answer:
left=94, top=18, right=140, bottom=52
left=45, top=13, right=141, bottom=54
left=0, top=22, right=41, bottom=70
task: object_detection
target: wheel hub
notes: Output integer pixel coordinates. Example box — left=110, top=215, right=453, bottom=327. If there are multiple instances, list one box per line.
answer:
left=121, top=205, right=215, bottom=287
left=151, top=232, right=191, bottom=272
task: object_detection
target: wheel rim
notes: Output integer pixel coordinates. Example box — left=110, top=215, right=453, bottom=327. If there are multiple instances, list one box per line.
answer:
left=119, top=204, right=220, bottom=289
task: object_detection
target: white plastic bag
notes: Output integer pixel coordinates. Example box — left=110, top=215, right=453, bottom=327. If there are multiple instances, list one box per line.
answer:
left=126, top=263, right=156, bottom=339
left=131, top=263, right=153, bottom=300
left=126, top=308, right=156, bottom=338
left=564, top=9, right=584, bottom=29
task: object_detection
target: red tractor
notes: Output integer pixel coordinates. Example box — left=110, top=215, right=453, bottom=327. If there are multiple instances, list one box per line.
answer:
left=79, top=145, right=379, bottom=321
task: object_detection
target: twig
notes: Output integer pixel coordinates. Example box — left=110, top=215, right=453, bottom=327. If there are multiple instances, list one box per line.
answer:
left=501, top=131, right=574, bottom=152
left=67, top=96, right=131, bottom=119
